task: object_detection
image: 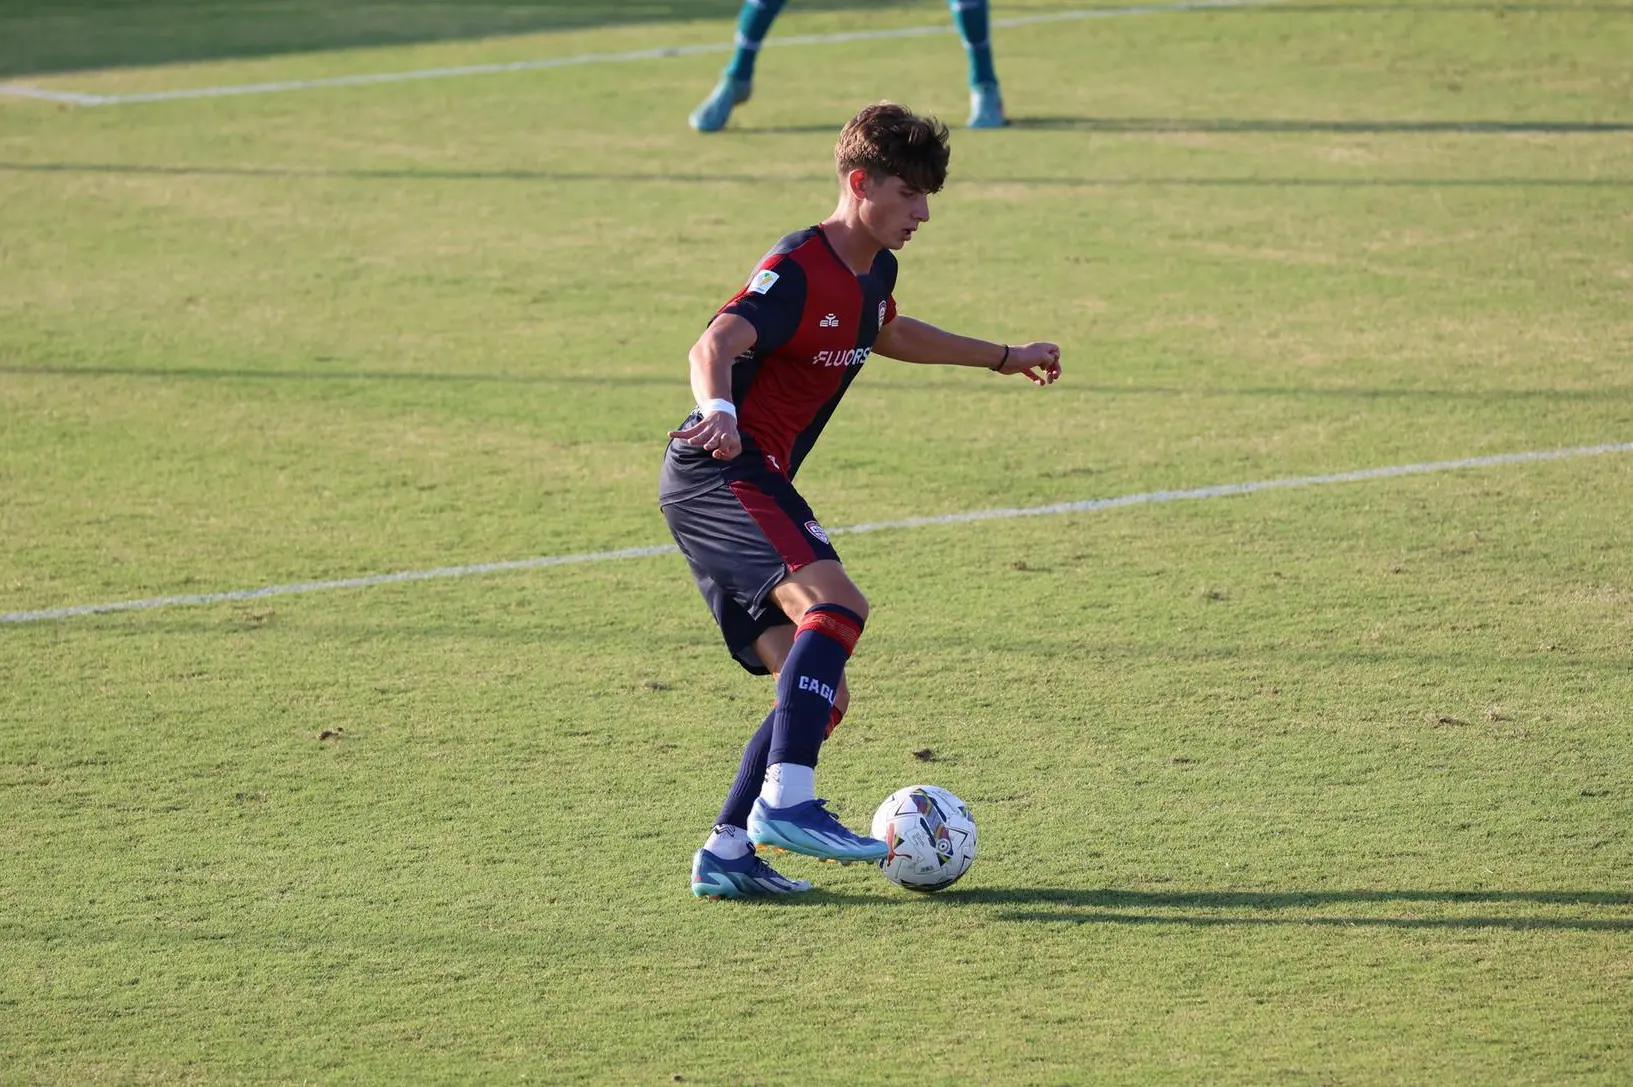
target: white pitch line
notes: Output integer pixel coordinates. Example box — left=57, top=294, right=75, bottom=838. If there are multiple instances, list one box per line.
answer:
left=0, top=83, right=105, bottom=105
left=4, top=441, right=1629, bottom=626
left=0, top=0, right=1273, bottom=107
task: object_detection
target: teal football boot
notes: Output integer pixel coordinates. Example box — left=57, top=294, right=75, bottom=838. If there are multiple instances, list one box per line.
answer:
left=968, top=81, right=1007, bottom=129
left=689, top=76, right=754, bottom=133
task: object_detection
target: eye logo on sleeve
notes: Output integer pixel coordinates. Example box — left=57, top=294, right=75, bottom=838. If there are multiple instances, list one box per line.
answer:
left=747, top=269, right=780, bottom=295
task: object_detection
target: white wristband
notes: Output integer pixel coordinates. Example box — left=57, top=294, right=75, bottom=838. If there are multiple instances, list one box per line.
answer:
left=700, top=398, right=737, bottom=418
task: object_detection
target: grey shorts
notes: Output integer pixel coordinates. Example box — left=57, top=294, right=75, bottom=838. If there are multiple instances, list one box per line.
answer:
left=660, top=468, right=841, bottom=675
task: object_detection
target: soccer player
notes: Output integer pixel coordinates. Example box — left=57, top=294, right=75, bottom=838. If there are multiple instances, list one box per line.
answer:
left=690, top=0, right=1007, bottom=132
left=663, top=102, right=1062, bottom=899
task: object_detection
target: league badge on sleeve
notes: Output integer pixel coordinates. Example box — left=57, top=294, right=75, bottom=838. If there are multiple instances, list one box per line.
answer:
left=877, top=301, right=887, bottom=329
left=748, top=269, right=780, bottom=295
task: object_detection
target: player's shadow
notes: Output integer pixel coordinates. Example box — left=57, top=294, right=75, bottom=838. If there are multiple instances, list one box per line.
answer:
left=720, top=888, right=1633, bottom=928
left=947, top=887, right=1633, bottom=932
left=1009, top=117, right=1633, bottom=135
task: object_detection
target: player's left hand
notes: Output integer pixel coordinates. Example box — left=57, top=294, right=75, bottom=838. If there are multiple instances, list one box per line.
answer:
left=997, top=342, right=1062, bottom=386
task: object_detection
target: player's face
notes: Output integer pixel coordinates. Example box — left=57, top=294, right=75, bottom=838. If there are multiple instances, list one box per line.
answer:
left=860, top=174, right=931, bottom=250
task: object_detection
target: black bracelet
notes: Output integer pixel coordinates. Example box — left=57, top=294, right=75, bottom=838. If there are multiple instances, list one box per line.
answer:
left=990, top=344, right=1009, bottom=372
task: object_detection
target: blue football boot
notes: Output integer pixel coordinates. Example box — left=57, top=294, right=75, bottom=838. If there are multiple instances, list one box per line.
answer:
left=968, top=81, right=1007, bottom=129
left=747, top=798, right=887, bottom=864
left=689, top=76, right=754, bottom=133
left=691, top=845, right=812, bottom=899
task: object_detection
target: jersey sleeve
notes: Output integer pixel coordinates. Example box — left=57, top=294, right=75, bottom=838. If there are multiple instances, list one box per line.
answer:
left=877, top=249, right=899, bottom=326
left=717, top=257, right=807, bottom=354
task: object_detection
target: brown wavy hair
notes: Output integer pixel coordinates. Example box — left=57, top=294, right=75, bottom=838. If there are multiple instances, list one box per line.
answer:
left=834, top=102, right=951, bottom=194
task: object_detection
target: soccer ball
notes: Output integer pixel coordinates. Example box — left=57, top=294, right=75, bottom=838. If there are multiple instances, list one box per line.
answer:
left=871, top=784, right=977, bottom=892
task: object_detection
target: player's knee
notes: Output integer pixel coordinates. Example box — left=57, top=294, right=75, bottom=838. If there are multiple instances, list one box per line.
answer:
left=799, top=598, right=869, bottom=646
left=822, top=588, right=869, bottom=625
left=774, top=561, right=869, bottom=626
left=789, top=585, right=869, bottom=627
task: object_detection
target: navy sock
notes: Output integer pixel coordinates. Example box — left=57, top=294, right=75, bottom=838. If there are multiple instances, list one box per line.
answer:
left=725, top=0, right=787, bottom=83
left=716, top=709, right=775, bottom=829
left=948, top=0, right=998, bottom=88
left=767, top=604, right=864, bottom=770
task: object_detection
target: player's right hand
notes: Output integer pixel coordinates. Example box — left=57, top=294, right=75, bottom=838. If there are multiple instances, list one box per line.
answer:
left=669, top=411, right=743, bottom=460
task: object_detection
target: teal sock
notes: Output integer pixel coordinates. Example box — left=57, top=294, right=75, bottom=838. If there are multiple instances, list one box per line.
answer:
left=725, top=0, right=787, bottom=83
left=948, top=0, right=998, bottom=88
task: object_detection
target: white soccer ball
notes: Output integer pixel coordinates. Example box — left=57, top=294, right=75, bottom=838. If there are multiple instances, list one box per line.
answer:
left=871, top=784, right=977, bottom=892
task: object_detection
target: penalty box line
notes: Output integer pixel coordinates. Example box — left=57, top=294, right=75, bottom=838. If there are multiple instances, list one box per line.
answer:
left=0, top=0, right=1275, bottom=107
left=4, top=440, right=1630, bottom=625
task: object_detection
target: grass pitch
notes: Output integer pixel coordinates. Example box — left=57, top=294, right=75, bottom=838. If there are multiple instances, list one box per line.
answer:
left=2, top=1, right=1632, bottom=1083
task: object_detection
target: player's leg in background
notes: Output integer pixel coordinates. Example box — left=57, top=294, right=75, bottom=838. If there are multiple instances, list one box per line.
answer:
left=690, top=0, right=788, bottom=132
left=949, top=0, right=1007, bottom=128
left=692, top=700, right=815, bottom=899
left=725, top=0, right=787, bottom=86
left=744, top=561, right=885, bottom=862
left=702, top=708, right=777, bottom=861
left=693, top=626, right=850, bottom=899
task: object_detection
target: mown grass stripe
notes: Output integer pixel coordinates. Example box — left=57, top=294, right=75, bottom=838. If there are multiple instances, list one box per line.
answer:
left=5, top=441, right=1628, bottom=625
left=0, top=0, right=1274, bottom=107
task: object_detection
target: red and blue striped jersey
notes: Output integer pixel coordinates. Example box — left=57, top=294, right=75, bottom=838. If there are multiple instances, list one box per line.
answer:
left=661, top=226, right=899, bottom=502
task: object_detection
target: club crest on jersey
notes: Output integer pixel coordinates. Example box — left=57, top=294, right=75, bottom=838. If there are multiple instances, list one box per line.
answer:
left=819, top=313, right=839, bottom=328
left=747, top=269, right=779, bottom=295
left=878, top=301, right=887, bottom=329
left=804, top=520, right=830, bottom=544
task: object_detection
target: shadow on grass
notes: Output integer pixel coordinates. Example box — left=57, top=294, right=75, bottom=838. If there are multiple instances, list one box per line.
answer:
left=3, top=161, right=1630, bottom=190
left=995, top=910, right=1633, bottom=931
left=704, top=886, right=1633, bottom=930
left=0, top=364, right=687, bottom=388
left=1009, top=116, right=1633, bottom=134
left=954, top=887, right=1633, bottom=908
left=1220, top=3, right=1633, bottom=14
left=0, top=0, right=912, bottom=79
left=945, top=887, right=1633, bottom=931
left=4, top=365, right=1623, bottom=407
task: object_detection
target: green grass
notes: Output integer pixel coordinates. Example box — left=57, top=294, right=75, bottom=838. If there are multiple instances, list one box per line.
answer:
left=3, top=0, right=1632, bottom=1082
left=0, top=0, right=920, bottom=78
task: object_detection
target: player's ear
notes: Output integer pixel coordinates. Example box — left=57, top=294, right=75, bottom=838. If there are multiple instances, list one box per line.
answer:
left=845, top=168, right=872, bottom=201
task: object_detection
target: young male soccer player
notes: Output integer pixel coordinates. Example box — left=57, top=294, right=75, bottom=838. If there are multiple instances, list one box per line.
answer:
left=661, top=102, right=1062, bottom=899
left=690, top=0, right=1007, bottom=132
